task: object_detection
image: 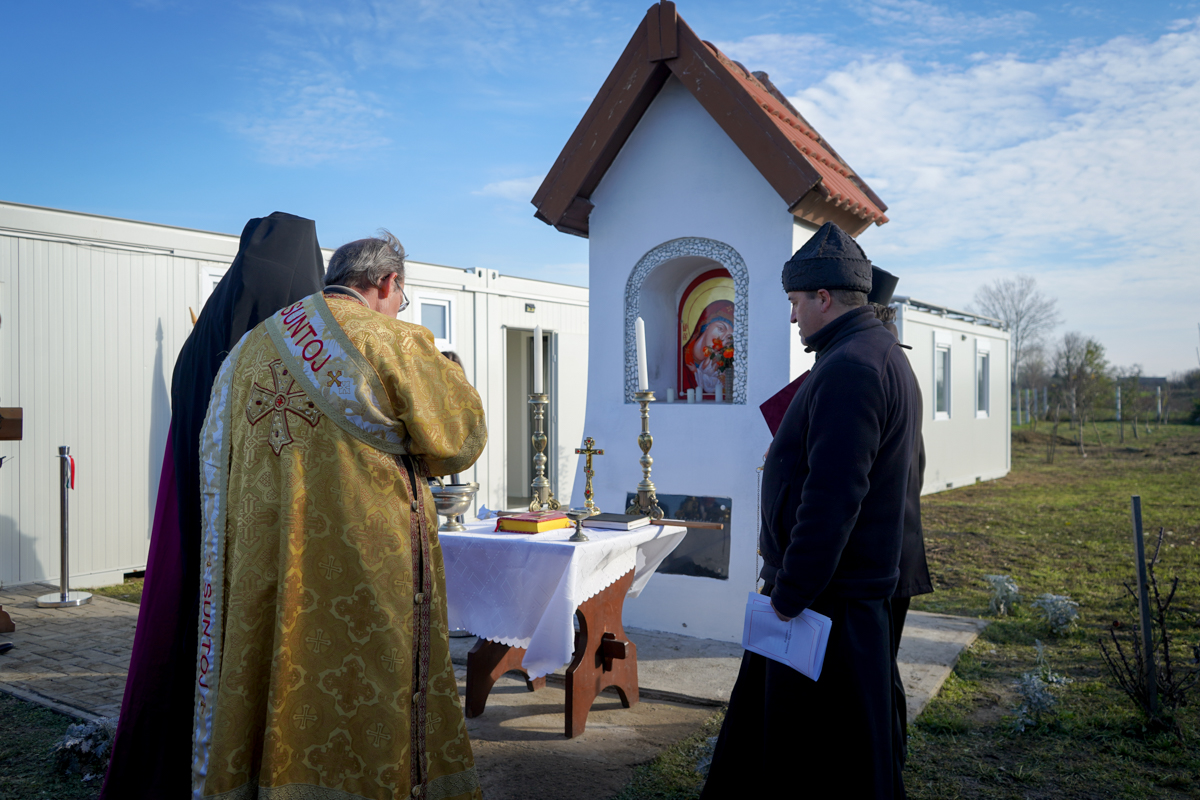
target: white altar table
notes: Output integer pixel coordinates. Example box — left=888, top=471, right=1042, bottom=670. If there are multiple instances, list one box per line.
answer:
left=440, top=521, right=687, bottom=679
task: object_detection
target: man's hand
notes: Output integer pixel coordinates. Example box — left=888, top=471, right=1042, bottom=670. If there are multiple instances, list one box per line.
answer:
left=771, top=600, right=794, bottom=622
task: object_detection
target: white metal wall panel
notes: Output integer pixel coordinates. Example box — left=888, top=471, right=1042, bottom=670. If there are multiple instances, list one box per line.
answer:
left=0, top=236, right=21, bottom=586
left=0, top=225, right=236, bottom=586
left=901, top=308, right=1011, bottom=494
left=0, top=203, right=590, bottom=586
left=5, top=240, right=192, bottom=586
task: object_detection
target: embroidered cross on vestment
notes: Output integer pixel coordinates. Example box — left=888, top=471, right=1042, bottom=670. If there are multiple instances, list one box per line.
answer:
left=246, top=359, right=323, bottom=455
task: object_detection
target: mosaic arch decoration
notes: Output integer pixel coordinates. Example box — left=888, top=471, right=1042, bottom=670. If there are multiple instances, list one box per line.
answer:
left=624, top=237, right=749, bottom=404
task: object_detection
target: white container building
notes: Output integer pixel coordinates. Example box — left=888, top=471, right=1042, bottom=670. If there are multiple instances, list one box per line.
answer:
left=0, top=200, right=588, bottom=588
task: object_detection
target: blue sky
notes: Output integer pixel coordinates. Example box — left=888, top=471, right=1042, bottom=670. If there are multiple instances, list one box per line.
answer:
left=3, top=1, right=1198, bottom=374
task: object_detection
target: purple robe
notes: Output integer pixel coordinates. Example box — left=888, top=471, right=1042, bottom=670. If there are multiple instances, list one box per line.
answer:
left=101, top=212, right=326, bottom=799
left=100, top=430, right=193, bottom=798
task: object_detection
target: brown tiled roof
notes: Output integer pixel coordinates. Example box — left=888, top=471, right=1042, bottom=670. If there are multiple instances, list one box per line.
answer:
left=532, top=2, right=888, bottom=238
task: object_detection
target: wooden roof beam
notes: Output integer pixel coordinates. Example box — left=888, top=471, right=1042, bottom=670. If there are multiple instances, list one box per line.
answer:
left=647, top=1, right=678, bottom=61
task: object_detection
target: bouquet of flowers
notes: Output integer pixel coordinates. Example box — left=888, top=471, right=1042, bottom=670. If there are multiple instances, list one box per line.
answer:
left=702, top=336, right=734, bottom=373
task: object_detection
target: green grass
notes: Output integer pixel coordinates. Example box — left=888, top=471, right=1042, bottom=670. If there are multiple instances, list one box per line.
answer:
left=0, top=693, right=99, bottom=800
left=611, top=712, right=724, bottom=800
left=80, top=575, right=143, bottom=605
left=1, top=581, right=137, bottom=799
left=906, top=421, right=1200, bottom=799
left=621, top=422, right=1200, bottom=800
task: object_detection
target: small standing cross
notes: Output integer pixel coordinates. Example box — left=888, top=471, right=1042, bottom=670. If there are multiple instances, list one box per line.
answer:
left=574, top=437, right=604, bottom=515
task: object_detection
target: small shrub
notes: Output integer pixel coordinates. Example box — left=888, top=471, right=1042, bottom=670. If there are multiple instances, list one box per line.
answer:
left=1188, top=399, right=1200, bottom=425
left=984, top=574, right=1021, bottom=616
left=52, top=716, right=117, bottom=782
left=1031, top=593, right=1080, bottom=635
left=1012, top=641, right=1071, bottom=733
left=1099, top=527, right=1200, bottom=735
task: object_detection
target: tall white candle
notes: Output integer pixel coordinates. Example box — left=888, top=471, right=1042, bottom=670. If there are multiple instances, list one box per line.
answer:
left=533, top=326, right=543, bottom=394
left=687, top=388, right=695, bottom=404
left=635, top=317, right=649, bottom=391
left=666, top=386, right=675, bottom=403
left=715, top=383, right=723, bottom=404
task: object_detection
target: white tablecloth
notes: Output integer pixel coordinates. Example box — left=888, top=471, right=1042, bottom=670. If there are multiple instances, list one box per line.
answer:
left=441, top=521, right=687, bottom=679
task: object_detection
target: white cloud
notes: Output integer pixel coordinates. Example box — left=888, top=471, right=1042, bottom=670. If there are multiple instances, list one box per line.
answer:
left=474, top=175, right=544, bottom=201
left=778, top=20, right=1200, bottom=373
left=224, top=71, right=391, bottom=166
left=713, top=33, right=843, bottom=92
left=856, top=0, right=1036, bottom=42
left=261, top=0, right=605, bottom=73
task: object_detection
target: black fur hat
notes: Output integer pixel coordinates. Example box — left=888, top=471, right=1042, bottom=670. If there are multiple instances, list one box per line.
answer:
left=781, top=222, right=873, bottom=294
left=867, top=266, right=899, bottom=306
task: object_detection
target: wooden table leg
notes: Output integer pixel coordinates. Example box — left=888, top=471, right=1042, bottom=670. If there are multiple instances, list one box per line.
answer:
left=564, top=569, right=639, bottom=738
left=464, top=638, right=545, bottom=719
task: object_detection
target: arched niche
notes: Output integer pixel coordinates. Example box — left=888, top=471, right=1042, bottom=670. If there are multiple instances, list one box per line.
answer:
left=624, top=237, right=749, bottom=404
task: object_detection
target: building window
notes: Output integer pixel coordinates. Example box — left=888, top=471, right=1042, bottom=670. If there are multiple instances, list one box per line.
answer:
left=933, top=330, right=951, bottom=420
left=416, top=294, right=454, bottom=350
left=199, top=265, right=227, bottom=309
left=935, top=346, right=951, bottom=418
left=976, top=341, right=990, bottom=418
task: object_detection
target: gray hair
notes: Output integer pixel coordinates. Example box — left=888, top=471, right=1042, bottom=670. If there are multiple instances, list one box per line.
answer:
left=869, top=302, right=896, bottom=324
left=325, top=229, right=406, bottom=290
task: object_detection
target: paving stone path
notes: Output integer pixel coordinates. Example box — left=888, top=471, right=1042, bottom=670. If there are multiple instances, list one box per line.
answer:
left=0, top=582, right=137, bottom=721
left=1, top=580, right=988, bottom=731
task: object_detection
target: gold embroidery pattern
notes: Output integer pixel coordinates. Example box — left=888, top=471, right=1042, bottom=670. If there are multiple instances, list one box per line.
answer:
left=197, top=308, right=485, bottom=800
left=246, top=360, right=322, bottom=455
left=198, top=770, right=483, bottom=800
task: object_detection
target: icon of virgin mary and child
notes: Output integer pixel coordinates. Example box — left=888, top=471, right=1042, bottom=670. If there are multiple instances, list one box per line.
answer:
left=679, top=270, right=735, bottom=398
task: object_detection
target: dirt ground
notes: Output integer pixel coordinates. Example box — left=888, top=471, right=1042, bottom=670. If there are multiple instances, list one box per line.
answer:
left=465, top=673, right=714, bottom=800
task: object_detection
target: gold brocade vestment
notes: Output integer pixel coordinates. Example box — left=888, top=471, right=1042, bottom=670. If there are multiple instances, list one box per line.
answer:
left=191, top=290, right=487, bottom=800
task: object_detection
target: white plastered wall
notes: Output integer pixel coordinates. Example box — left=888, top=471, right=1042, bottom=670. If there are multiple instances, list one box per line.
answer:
left=789, top=219, right=819, bottom=380
left=577, top=76, right=800, bottom=642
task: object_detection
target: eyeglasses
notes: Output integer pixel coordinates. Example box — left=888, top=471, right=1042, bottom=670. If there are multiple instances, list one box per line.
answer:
left=393, top=275, right=409, bottom=313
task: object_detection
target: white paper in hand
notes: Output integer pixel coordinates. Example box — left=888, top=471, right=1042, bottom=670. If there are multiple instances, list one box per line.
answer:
left=741, top=592, right=832, bottom=680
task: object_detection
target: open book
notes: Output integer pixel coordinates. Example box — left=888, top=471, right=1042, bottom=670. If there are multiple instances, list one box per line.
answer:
left=741, top=592, right=832, bottom=681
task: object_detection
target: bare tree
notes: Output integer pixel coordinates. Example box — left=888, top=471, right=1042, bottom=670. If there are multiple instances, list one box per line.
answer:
left=1053, top=332, right=1109, bottom=446
left=1019, top=345, right=1051, bottom=427
left=974, top=275, right=1063, bottom=392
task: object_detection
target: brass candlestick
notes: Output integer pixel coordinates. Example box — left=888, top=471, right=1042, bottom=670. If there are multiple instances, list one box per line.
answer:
left=529, top=393, right=560, bottom=512
left=574, top=437, right=604, bottom=515
left=626, top=390, right=664, bottom=520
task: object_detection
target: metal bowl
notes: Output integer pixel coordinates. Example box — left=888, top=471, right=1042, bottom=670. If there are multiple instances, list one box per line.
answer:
left=428, top=482, right=479, bottom=531
left=564, top=507, right=592, bottom=542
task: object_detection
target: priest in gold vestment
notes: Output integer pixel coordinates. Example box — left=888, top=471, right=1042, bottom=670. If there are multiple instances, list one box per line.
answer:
left=192, top=232, right=486, bottom=800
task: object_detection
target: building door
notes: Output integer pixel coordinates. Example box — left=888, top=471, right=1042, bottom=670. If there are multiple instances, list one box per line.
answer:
left=505, top=328, right=552, bottom=509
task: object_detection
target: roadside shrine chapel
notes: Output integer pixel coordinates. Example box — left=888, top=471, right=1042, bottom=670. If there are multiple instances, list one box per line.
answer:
left=531, top=1, right=892, bottom=642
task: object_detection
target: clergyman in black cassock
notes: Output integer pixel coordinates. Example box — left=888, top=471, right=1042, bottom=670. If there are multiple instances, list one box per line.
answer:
left=100, top=212, right=325, bottom=800
left=701, top=223, right=919, bottom=800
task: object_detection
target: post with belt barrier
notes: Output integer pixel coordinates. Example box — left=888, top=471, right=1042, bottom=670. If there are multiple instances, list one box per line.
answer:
left=37, top=446, right=92, bottom=608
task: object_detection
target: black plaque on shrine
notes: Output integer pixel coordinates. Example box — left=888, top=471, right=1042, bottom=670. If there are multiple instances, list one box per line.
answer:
left=626, top=493, right=731, bottom=580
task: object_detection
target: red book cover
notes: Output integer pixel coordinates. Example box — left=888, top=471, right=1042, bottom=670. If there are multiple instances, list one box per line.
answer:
left=759, top=371, right=809, bottom=436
